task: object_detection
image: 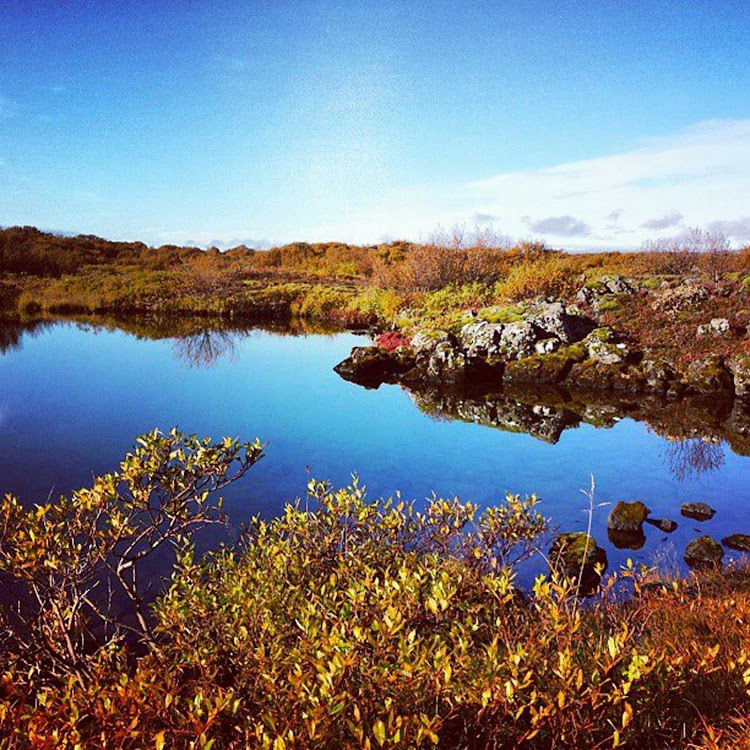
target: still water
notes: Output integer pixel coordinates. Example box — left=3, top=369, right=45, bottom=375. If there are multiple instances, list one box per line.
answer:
left=1, top=319, right=748, bottom=577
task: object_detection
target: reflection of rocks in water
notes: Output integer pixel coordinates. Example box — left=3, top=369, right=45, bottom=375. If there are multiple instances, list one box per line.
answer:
left=607, top=527, right=646, bottom=550
left=172, top=330, right=244, bottom=369
left=663, top=438, right=725, bottom=482
left=409, top=388, right=580, bottom=444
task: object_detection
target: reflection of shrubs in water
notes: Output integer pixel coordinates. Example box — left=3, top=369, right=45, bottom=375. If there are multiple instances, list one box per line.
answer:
left=172, top=329, right=245, bottom=368
left=663, top=437, right=725, bottom=481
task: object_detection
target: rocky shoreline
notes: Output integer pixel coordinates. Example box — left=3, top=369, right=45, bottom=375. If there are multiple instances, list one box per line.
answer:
left=335, top=277, right=749, bottom=400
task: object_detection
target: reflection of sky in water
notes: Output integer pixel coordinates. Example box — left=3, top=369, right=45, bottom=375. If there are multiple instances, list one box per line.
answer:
left=0, top=321, right=748, bottom=580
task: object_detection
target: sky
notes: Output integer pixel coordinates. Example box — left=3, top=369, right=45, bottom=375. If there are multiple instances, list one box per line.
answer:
left=1, top=0, right=748, bottom=249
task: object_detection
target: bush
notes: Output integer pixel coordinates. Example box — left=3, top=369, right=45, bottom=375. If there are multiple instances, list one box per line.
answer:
left=1, top=451, right=748, bottom=748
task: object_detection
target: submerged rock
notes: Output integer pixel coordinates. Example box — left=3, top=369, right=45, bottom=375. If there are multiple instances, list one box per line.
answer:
left=684, top=536, right=724, bottom=568
left=680, top=502, right=716, bottom=521
left=607, top=500, right=650, bottom=532
left=722, top=534, right=750, bottom=552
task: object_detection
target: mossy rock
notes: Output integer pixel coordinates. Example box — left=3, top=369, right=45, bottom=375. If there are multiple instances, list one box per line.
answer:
left=722, top=534, right=750, bottom=552
left=504, top=353, right=575, bottom=385
left=646, top=518, right=678, bottom=533
left=684, top=536, right=724, bottom=569
left=680, top=502, right=716, bottom=521
left=549, top=532, right=607, bottom=570
left=607, top=500, right=650, bottom=532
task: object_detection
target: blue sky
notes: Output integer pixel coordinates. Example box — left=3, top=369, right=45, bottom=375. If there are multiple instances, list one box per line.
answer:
left=1, top=0, right=748, bottom=248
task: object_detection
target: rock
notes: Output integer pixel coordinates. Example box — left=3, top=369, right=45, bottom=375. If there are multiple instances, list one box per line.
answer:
left=526, top=301, right=595, bottom=344
left=722, top=534, right=750, bottom=552
left=727, top=355, right=750, bottom=399
left=684, top=536, right=724, bottom=568
left=426, top=340, right=466, bottom=384
left=684, top=356, right=733, bottom=395
left=333, top=346, right=415, bottom=387
left=535, top=337, right=561, bottom=355
left=639, top=358, right=676, bottom=392
left=680, top=502, right=716, bottom=521
left=607, top=500, right=650, bottom=532
left=459, top=320, right=504, bottom=359
left=499, top=321, right=541, bottom=360
left=549, top=532, right=608, bottom=594
left=646, top=518, right=678, bottom=533
left=652, top=284, right=710, bottom=314
left=410, top=330, right=444, bottom=355
left=585, top=328, right=628, bottom=366
left=697, top=318, right=730, bottom=337
left=576, top=276, right=636, bottom=308
left=504, top=352, right=575, bottom=385
left=550, top=532, right=607, bottom=569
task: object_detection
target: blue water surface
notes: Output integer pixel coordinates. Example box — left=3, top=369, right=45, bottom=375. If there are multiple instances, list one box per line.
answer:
left=1, top=321, right=748, bottom=578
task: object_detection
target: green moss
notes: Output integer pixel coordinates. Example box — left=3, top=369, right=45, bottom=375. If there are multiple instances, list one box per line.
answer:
left=477, top=304, right=526, bottom=324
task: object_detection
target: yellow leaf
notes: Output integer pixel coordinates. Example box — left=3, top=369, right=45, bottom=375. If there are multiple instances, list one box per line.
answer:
left=373, top=720, right=386, bottom=747
left=154, top=731, right=166, bottom=750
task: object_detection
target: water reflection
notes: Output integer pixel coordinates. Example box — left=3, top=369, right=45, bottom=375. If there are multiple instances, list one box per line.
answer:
left=399, top=382, right=749, bottom=480
left=172, top=329, right=245, bottom=368
left=662, top=437, right=725, bottom=481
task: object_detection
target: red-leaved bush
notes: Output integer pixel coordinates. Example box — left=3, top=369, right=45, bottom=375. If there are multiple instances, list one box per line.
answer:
left=375, top=331, right=411, bottom=351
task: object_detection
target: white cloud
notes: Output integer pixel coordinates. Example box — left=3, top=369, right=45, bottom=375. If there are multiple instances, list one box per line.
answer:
left=296, top=119, right=750, bottom=249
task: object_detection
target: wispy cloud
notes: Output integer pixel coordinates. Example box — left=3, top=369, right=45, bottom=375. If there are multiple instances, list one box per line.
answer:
left=641, top=210, right=684, bottom=230
left=522, top=215, right=591, bottom=237
left=297, top=119, right=750, bottom=248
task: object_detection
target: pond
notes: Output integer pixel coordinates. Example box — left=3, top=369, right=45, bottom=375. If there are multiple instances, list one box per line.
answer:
left=1, top=317, right=748, bottom=582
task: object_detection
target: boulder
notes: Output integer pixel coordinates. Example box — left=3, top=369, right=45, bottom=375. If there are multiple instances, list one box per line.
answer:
left=459, top=320, right=504, bottom=359
left=333, top=346, right=415, bottom=387
left=585, top=328, right=629, bottom=366
left=684, top=536, right=724, bottom=568
left=680, top=502, right=716, bottom=521
left=549, top=532, right=608, bottom=594
left=499, top=321, right=541, bottom=360
left=607, top=500, right=650, bottom=532
left=549, top=532, right=606, bottom=569
left=684, top=356, right=733, bottom=395
left=426, top=340, right=466, bottom=384
left=503, top=352, right=575, bottom=385
left=696, top=318, right=730, bottom=337
left=526, top=301, right=595, bottom=344
left=727, top=355, right=750, bottom=399
left=722, top=534, right=750, bottom=552
left=410, top=330, right=445, bottom=356
left=639, top=358, right=677, bottom=392
left=646, top=518, right=678, bottom=533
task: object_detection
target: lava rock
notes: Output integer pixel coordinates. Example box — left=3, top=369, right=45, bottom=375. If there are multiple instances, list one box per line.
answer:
left=722, top=534, right=750, bottom=552
left=684, top=536, right=724, bottom=568
left=680, top=502, right=716, bottom=521
left=607, top=500, right=650, bottom=532
left=646, top=518, right=678, bottom=533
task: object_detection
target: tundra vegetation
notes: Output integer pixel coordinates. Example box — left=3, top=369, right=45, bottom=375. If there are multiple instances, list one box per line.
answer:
left=0, top=431, right=748, bottom=748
